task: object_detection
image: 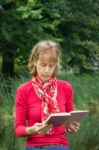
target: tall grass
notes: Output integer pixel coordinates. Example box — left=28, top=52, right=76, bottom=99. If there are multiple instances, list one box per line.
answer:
left=0, top=72, right=99, bottom=150
left=58, top=72, right=99, bottom=150
left=0, top=74, right=26, bottom=150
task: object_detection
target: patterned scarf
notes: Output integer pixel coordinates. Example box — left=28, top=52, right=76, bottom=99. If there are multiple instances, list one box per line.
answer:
left=32, top=76, right=60, bottom=123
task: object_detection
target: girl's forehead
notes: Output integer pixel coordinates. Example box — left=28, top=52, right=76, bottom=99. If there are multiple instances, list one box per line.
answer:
left=38, top=52, right=58, bottom=63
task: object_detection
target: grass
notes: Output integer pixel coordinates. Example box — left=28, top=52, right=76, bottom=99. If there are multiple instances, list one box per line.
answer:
left=0, top=72, right=99, bottom=150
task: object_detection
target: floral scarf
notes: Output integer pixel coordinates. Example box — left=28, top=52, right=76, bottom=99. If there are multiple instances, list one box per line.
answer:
left=32, top=76, right=59, bottom=123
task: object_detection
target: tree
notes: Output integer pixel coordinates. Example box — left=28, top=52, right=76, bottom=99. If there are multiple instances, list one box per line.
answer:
left=0, top=0, right=44, bottom=77
left=57, top=0, right=99, bottom=74
left=0, top=0, right=99, bottom=77
left=0, top=0, right=62, bottom=77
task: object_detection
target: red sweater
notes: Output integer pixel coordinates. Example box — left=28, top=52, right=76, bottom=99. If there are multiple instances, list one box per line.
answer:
left=14, top=79, right=74, bottom=147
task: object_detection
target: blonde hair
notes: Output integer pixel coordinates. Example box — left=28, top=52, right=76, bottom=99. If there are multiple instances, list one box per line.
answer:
left=28, top=40, right=61, bottom=76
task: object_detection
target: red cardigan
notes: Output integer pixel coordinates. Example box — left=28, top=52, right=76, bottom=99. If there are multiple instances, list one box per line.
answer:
left=14, top=79, right=74, bottom=147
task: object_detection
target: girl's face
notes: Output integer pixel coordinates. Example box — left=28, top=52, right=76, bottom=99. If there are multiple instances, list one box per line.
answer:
left=34, top=53, right=57, bottom=82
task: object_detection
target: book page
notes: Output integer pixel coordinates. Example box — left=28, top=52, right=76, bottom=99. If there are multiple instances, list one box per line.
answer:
left=44, top=113, right=70, bottom=127
left=44, top=110, right=89, bottom=127
left=70, top=110, right=89, bottom=122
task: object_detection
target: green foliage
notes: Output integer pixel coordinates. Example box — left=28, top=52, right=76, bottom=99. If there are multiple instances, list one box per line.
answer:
left=68, top=113, right=99, bottom=150
left=58, top=0, right=99, bottom=73
left=58, top=72, right=99, bottom=108
left=0, top=74, right=27, bottom=150
left=0, top=0, right=99, bottom=75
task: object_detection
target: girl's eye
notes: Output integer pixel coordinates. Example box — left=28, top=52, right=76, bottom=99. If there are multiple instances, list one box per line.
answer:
left=40, top=63, right=55, bottom=67
left=50, top=65, right=54, bottom=68
left=41, top=64, right=46, bottom=66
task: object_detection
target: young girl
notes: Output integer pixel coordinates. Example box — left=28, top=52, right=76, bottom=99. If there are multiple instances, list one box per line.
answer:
left=14, top=40, right=80, bottom=150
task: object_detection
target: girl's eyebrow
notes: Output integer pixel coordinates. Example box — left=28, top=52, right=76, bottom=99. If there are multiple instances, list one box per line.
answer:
left=40, top=63, right=55, bottom=65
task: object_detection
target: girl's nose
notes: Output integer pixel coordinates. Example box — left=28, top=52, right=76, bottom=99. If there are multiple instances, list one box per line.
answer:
left=45, top=66, right=50, bottom=73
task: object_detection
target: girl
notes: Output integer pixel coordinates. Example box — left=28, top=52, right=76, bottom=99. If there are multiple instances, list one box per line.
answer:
left=14, top=40, right=80, bottom=150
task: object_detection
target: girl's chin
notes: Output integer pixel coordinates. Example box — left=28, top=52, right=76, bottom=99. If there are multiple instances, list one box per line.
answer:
left=41, top=76, right=51, bottom=82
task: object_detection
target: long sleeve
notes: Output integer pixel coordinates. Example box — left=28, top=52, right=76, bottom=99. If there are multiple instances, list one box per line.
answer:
left=14, top=87, right=27, bottom=137
left=65, top=82, right=74, bottom=112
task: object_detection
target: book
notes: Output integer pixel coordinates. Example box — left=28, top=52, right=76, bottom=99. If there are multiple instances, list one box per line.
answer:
left=44, top=110, right=89, bottom=127
left=68, top=110, right=89, bottom=123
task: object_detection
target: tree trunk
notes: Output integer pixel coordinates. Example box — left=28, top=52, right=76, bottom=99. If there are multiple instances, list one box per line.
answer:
left=1, top=51, right=14, bottom=78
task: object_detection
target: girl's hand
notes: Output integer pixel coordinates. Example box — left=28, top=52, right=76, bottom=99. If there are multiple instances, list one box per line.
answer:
left=65, top=121, right=80, bottom=134
left=33, top=122, right=52, bottom=135
left=26, top=122, right=52, bottom=135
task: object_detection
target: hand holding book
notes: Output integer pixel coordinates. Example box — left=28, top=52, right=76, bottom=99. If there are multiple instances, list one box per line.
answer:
left=65, top=121, right=80, bottom=133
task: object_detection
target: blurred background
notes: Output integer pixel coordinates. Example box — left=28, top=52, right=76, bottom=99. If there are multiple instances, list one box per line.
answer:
left=0, top=0, right=99, bottom=150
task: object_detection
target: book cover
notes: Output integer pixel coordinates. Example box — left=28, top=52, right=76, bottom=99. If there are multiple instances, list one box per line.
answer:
left=44, top=110, right=89, bottom=127
left=69, top=110, right=89, bottom=123
left=44, top=112, right=70, bottom=127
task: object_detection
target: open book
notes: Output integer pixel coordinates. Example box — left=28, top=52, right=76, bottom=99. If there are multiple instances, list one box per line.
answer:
left=44, top=110, right=89, bottom=127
